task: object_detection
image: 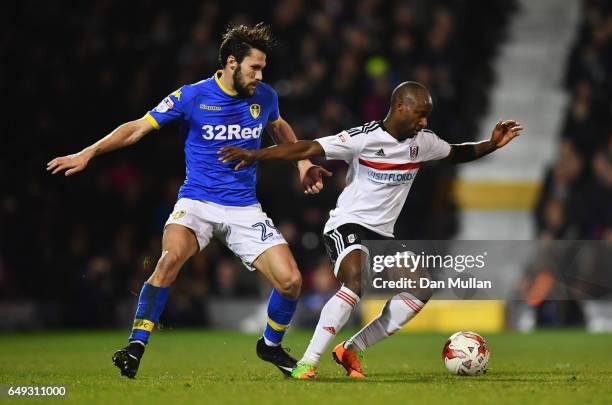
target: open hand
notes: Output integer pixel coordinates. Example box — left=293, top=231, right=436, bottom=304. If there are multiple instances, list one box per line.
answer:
left=491, top=120, right=523, bottom=149
left=47, top=150, right=93, bottom=176
left=218, top=146, right=256, bottom=170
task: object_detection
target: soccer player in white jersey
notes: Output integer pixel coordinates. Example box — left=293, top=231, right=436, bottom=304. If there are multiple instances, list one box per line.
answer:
left=47, top=23, right=331, bottom=379
left=219, top=81, right=523, bottom=379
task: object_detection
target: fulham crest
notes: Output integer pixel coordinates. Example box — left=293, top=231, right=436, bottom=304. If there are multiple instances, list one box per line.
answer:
left=410, top=145, right=419, bottom=160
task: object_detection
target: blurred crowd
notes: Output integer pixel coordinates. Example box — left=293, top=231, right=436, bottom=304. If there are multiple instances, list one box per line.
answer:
left=524, top=0, right=612, bottom=330
left=1, top=0, right=516, bottom=328
left=535, top=0, right=612, bottom=241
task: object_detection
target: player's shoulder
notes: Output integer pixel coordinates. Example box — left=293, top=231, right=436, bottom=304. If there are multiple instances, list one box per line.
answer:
left=345, top=121, right=382, bottom=137
left=183, top=78, right=214, bottom=97
left=253, top=81, right=278, bottom=108
left=416, top=128, right=442, bottom=141
left=255, top=81, right=277, bottom=96
left=167, top=80, right=210, bottom=105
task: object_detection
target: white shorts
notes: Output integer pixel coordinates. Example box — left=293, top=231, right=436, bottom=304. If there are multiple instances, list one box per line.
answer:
left=165, top=198, right=287, bottom=271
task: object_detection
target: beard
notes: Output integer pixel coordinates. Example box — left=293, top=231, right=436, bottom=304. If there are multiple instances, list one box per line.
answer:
left=233, top=66, right=256, bottom=98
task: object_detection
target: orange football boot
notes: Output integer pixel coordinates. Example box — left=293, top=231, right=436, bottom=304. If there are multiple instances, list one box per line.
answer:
left=332, top=341, right=367, bottom=378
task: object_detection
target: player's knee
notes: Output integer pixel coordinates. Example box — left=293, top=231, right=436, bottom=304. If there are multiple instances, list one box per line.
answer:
left=150, top=250, right=182, bottom=287
left=277, top=270, right=302, bottom=299
left=337, top=251, right=364, bottom=297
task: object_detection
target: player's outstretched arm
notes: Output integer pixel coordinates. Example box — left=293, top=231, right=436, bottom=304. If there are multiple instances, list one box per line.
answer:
left=218, top=141, right=325, bottom=169
left=446, top=119, right=523, bottom=164
left=47, top=117, right=155, bottom=176
left=266, top=118, right=331, bottom=194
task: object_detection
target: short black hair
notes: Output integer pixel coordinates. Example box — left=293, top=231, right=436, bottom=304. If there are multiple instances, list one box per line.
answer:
left=391, top=81, right=430, bottom=106
left=218, top=23, right=276, bottom=67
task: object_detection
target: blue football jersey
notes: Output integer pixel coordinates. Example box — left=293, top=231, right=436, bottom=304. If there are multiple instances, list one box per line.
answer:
left=145, top=71, right=280, bottom=207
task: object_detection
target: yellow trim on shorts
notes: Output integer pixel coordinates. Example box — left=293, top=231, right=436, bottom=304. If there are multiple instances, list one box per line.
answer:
left=144, top=112, right=160, bottom=130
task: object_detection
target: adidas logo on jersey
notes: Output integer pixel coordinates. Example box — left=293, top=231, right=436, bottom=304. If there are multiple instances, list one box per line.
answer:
left=375, top=148, right=386, bottom=157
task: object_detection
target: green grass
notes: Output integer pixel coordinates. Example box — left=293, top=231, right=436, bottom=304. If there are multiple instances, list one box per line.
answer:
left=0, top=330, right=610, bottom=404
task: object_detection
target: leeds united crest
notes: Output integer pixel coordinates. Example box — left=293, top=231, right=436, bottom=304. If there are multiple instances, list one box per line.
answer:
left=250, top=104, right=261, bottom=119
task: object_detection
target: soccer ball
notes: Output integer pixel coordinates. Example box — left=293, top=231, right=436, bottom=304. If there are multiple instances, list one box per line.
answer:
left=442, top=331, right=489, bottom=376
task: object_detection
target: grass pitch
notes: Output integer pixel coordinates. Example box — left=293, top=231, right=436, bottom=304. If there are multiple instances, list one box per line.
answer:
left=0, top=329, right=610, bottom=404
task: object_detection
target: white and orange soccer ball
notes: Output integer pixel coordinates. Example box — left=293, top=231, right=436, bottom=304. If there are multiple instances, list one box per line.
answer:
left=442, top=331, right=490, bottom=376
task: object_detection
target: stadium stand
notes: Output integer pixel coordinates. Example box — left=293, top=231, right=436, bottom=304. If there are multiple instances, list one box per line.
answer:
left=2, top=0, right=517, bottom=329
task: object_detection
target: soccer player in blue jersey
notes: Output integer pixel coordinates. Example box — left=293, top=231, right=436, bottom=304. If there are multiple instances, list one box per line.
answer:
left=47, top=23, right=331, bottom=379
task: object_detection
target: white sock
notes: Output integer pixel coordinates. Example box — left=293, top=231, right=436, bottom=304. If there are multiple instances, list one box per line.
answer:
left=263, top=337, right=280, bottom=347
left=300, top=286, right=360, bottom=365
left=347, top=292, right=425, bottom=352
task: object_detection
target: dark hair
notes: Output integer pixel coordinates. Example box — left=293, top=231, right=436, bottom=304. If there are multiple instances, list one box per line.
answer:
left=218, top=22, right=276, bottom=67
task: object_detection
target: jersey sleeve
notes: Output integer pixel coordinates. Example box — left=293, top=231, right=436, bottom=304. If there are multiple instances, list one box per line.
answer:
left=145, top=86, right=191, bottom=129
left=418, top=130, right=452, bottom=161
left=315, top=131, right=366, bottom=162
left=266, top=87, right=280, bottom=123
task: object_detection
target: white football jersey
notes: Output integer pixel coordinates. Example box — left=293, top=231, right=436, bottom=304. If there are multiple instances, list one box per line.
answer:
left=316, top=121, right=451, bottom=237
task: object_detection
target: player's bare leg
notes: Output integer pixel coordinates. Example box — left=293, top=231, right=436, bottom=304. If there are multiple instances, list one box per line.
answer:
left=113, top=224, right=198, bottom=378
left=148, top=224, right=199, bottom=287
left=252, top=244, right=302, bottom=376
left=253, top=244, right=302, bottom=299
left=295, top=250, right=365, bottom=379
